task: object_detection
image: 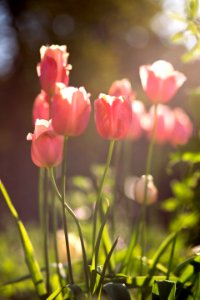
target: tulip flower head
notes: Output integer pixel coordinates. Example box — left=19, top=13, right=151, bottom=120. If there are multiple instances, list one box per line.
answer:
left=57, top=230, right=82, bottom=263
left=139, top=60, right=186, bottom=103
left=170, top=108, right=193, bottom=146
left=27, top=119, right=64, bottom=168
left=108, top=78, right=135, bottom=100
left=37, top=45, right=72, bottom=95
left=51, top=84, right=91, bottom=136
left=32, top=90, right=50, bottom=124
left=94, top=93, right=132, bottom=140
left=126, top=100, right=146, bottom=140
left=134, top=175, right=158, bottom=205
left=142, top=104, right=175, bottom=144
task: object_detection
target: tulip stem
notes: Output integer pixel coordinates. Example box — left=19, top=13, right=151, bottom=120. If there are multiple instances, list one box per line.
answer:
left=43, top=169, right=50, bottom=294
left=166, top=231, right=178, bottom=280
left=48, top=167, right=90, bottom=293
left=61, top=136, right=74, bottom=285
left=140, top=104, right=158, bottom=275
left=92, top=139, right=116, bottom=250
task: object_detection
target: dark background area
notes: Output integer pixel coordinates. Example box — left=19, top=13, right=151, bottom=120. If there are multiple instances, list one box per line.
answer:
left=0, top=0, right=198, bottom=223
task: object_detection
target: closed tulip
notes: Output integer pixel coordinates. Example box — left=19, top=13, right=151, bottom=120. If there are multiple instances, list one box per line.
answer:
left=126, top=100, right=145, bottom=140
left=51, top=84, right=91, bottom=136
left=32, top=90, right=50, bottom=124
left=139, top=60, right=186, bottom=103
left=142, top=104, right=175, bottom=144
left=37, top=45, right=71, bottom=95
left=94, top=93, right=132, bottom=140
left=170, top=108, right=193, bottom=146
left=27, top=119, right=64, bottom=168
left=108, top=78, right=135, bottom=100
left=134, top=175, right=158, bottom=205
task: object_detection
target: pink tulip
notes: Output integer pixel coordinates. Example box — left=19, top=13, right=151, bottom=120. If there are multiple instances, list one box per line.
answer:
left=142, top=104, right=175, bottom=144
left=27, top=119, right=64, bottom=168
left=108, top=78, right=135, bottom=100
left=32, top=90, right=50, bottom=124
left=139, top=60, right=186, bottom=103
left=134, top=175, right=158, bottom=205
left=170, top=108, right=193, bottom=146
left=126, top=100, right=146, bottom=140
left=94, top=93, right=132, bottom=140
left=37, top=45, right=72, bottom=95
left=51, top=84, right=91, bottom=136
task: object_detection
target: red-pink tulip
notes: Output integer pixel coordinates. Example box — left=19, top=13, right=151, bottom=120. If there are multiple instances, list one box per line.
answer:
left=142, top=104, right=175, bottom=144
left=32, top=90, right=50, bottom=124
left=139, top=60, right=186, bottom=103
left=37, top=45, right=72, bottom=95
left=27, top=119, right=64, bottom=168
left=108, top=78, right=135, bottom=100
left=170, top=108, right=193, bottom=146
left=94, top=93, right=132, bottom=140
left=51, top=84, right=91, bottom=136
left=126, top=100, right=146, bottom=140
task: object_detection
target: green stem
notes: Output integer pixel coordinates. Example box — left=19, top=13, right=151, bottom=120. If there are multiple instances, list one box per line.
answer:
left=48, top=168, right=90, bottom=293
left=140, top=104, right=158, bottom=275
left=38, top=168, right=45, bottom=230
left=92, top=139, right=116, bottom=250
left=61, top=136, right=74, bottom=285
left=43, top=169, right=50, bottom=294
left=166, top=231, right=178, bottom=280
left=51, top=182, right=64, bottom=291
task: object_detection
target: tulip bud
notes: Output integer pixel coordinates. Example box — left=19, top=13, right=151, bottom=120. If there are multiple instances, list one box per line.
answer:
left=94, top=93, right=132, bottom=140
left=57, top=230, right=82, bottom=263
left=37, top=45, right=71, bottom=95
left=32, top=90, right=50, bottom=124
left=139, top=60, right=186, bottom=103
left=134, top=175, right=158, bottom=205
left=27, top=119, right=64, bottom=168
left=51, top=84, right=91, bottom=136
left=170, top=108, right=193, bottom=146
left=108, top=78, right=135, bottom=100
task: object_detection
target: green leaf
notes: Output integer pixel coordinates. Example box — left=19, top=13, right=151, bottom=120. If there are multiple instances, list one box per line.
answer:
left=161, top=198, right=179, bottom=212
left=152, top=280, right=176, bottom=300
left=170, top=31, right=185, bottom=43
left=0, top=181, right=47, bottom=298
left=187, top=0, right=199, bottom=19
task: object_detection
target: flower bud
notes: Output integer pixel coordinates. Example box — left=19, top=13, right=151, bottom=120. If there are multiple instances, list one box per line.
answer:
left=108, top=78, right=135, bottom=101
left=27, top=119, right=64, bottom=168
left=134, top=175, right=158, bottom=205
left=51, top=84, right=91, bottom=136
left=94, top=93, right=132, bottom=140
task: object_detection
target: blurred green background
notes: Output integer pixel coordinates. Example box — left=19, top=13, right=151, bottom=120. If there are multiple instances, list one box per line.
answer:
left=0, top=0, right=199, bottom=223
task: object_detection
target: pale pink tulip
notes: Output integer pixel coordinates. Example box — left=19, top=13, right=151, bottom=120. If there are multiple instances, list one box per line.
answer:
left=108, top=78, right=135, bottom=100
left=94, top=93, right=132, bottom=140
left=134, top=175, right=158, bottom=205
left=37, top=45, right=72, bottom=95
left=142, top=104, right=175, bottom=144
left=126, top=100, right=146, bottom=140
left=139, top=60, right=186, bottom=103
left=27, top=119, right=64, bottom=168
left=32, top=90, right=50, bottom=124
left=170, top=108, right=193, bottom=146
left=51, top=84, right=91, bottom=136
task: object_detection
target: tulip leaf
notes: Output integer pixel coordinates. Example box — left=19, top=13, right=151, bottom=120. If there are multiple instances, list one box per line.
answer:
left=152, top=280, right=176, bottom=300
left=0, top=181, right=47, bottom=298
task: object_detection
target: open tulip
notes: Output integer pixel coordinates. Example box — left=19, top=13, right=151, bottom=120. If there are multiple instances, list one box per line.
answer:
left=134, top=175, right=158, bottom=205
left=170, top=108, right=193, bottom=146
left=94, top=93, right=132, bottom=140
left=108, top=78, right=135, bottom=100
left=37, top=45, right=71, bottom=95
left=51, top=84, right=91, bottom=136
left=32, top=90, right=50, bottom=124
left=142, top=104, right=175, bottom=144
left=27, top=119, right=64, bottom=168
left=139, top=60, right=186, bottom=103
